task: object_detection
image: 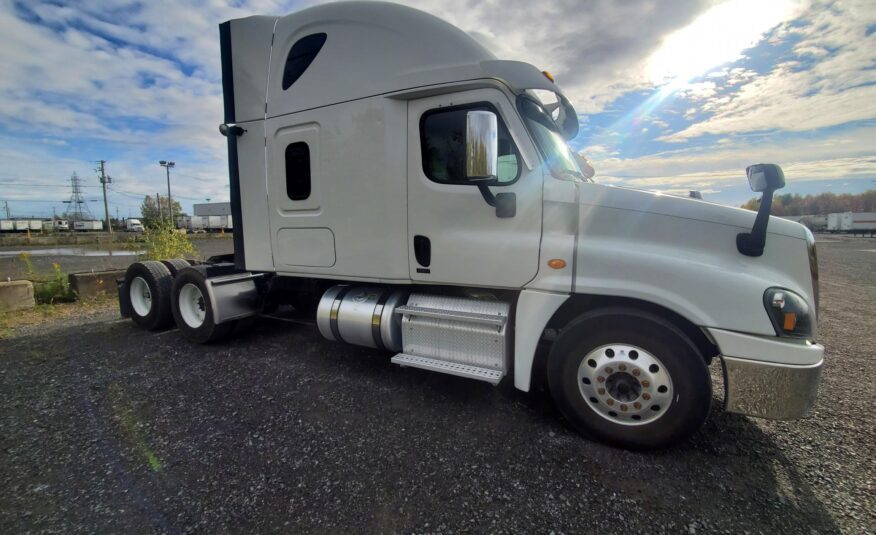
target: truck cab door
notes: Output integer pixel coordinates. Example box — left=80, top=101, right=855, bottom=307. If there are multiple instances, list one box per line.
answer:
left=407, top=88, right=543, bottom=288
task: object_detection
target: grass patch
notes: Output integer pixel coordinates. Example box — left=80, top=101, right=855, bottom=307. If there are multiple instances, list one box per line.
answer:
left=0, top=295, right=117, bottom=340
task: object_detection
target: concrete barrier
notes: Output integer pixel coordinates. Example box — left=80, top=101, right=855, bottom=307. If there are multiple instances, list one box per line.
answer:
left=0, top=280, right=35, bottom=312
left=69, top=269, right=126, bottom=299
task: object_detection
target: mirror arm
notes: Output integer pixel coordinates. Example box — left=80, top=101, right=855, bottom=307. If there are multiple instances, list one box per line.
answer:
left=477, top=183, right=497, bottom=207
left=737, top=188, right=774, bottom=257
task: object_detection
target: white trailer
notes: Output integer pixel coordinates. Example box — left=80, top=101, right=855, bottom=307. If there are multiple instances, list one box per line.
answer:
left=827, top=212, right=851, bottom=232
left=849, top=212, right=876, bottom=232
left=827, top=212, right=876, bottom=233
left=0, top=220, right=14, bottom=232
left=194, top=202, right=232, bottom=217
left=118, top=2, right=823, bottom=449
left=73, top=220, right=103, bottom=231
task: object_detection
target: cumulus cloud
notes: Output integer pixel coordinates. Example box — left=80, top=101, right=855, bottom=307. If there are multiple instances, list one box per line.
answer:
left=660, top=0, right=876, bottom=142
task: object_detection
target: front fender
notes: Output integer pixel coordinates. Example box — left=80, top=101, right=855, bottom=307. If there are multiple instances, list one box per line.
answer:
left=574, top=202, right=813, bottom=337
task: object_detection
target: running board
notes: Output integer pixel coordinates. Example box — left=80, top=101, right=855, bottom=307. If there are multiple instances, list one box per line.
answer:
left=391, top=353, right=504, bottom=385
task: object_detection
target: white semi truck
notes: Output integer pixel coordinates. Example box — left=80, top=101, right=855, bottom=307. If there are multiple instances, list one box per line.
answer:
left=118, top=2, right=822, bottom=448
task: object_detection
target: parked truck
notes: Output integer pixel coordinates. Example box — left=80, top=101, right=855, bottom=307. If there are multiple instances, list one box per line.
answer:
left=117, top=2, right=822, bottom=448
left=125, top=218, right=145, bottom=232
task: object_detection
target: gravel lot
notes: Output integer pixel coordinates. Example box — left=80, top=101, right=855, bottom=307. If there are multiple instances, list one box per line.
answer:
left=0, top=236, right=873, bottom=533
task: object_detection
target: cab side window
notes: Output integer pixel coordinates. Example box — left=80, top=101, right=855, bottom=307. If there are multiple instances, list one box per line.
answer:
left=420, top=103, right=520, bottom=184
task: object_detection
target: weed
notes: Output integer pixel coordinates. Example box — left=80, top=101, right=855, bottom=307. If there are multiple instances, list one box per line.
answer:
left=18, top=252, right=36, bottom=278
left=143, top=221, right=196, bottom=261
left=33, top=263, right=75, bottom=304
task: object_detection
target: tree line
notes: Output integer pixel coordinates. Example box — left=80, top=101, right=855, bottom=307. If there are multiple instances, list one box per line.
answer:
left=740, top=190, right=876, bottom=215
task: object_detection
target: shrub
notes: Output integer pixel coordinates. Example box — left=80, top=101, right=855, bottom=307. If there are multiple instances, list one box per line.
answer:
left=143, top=221, right=196, bottom=261
left=33, top=263, right=75, bottom=304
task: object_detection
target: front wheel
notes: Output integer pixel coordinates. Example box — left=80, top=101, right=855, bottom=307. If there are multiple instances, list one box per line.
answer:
left=547, top=308, right=712, bottom=449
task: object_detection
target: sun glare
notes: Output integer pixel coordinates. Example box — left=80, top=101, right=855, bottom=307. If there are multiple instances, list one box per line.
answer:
left=646, top=0, right=799, bottom=85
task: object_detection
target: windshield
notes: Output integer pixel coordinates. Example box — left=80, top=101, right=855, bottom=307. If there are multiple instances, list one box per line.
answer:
left=518, top=95, right=588, bottom=182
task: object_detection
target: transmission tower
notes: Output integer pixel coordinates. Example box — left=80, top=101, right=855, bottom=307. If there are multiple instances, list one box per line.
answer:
left=63, top=172, right=94, bottom=221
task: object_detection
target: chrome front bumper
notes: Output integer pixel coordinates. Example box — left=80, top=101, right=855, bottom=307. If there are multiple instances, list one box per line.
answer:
left=708, top=328, right=824, bottom=420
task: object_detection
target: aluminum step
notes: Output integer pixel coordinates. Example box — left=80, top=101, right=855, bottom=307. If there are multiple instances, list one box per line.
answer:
left=391, top=353, right=504, bottom=385
left=394, top=305, right=507, bottom=326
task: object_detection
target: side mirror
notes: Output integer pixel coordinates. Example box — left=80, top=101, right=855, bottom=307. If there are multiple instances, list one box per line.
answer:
left=746, top=163, right=785, bottom=192
left=574, top=153, right=596, bottom=180
left=738, top=163, right=786, bottom=257
left=465, top=111, right=498, bottom=179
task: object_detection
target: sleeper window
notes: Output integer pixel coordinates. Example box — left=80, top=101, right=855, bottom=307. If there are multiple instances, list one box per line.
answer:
left=285, top=142, right=311, bottom=200
left=420, top=103, right=520, bottom=184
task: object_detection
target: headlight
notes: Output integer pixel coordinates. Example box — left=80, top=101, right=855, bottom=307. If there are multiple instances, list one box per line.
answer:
left=763, top=288, right=813, bottom=339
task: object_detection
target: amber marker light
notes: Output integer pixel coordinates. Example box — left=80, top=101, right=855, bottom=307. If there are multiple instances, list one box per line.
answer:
left=783, top=312, right=797, bottom=332
left=542, top=70, right=555, bottom=82
left=547, top=259, right=566, bottom=269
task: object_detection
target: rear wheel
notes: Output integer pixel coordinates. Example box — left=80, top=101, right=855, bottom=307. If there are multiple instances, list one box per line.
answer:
left=547, top=308, right=711, bottom=449
left=124, top=261, right=173, bottom=330
left=170, top=268, right=234, bottom=344
left=161, top=258, right=191, bottom=276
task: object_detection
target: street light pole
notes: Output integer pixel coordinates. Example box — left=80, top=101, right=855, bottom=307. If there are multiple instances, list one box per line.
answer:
left=159, top=160, right=175, bottom=226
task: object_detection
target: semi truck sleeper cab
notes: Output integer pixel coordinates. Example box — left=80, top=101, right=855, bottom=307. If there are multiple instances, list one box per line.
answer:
left=119, top=1, right=822, bottom=448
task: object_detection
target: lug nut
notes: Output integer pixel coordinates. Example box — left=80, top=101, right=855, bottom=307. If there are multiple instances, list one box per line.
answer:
left=642, top=393, right=651, bottom=401
left=633, top=402, right=641, bottom=409
left=597, top=376, right=605, bottom=383
left=632, top=369, right=640, bottom=376
left=598, top=388, right=606, bottom=395
left=619, top=364, right=626, bottom=371
left=605, top=367, right=613, bottom=374
left=641, top=380, right=650, bottom=387
left=606, top=399, right=614, bottom=406
left=620, top=404, right=628, bottom=412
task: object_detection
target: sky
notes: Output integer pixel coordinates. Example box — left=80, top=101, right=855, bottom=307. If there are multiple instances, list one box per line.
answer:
left=0, top=0, right=874, bottom=220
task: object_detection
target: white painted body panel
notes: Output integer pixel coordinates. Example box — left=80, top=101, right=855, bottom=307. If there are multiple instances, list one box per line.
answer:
left=406, top=88, right=543, bottom=288
left=265, top=96, right=410, bottom=280
left=570, top=183, right=813, bottom=338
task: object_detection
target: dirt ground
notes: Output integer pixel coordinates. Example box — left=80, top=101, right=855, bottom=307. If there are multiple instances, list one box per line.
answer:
left=0, top=236, right=873, bottom=533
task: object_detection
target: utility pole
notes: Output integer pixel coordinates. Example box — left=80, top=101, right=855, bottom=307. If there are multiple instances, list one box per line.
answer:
left=157, top=192, right=163, bottom=221
left=3, top=200, right=10, bottom=219
left=159, top=160, right=175, bottom=226
left=97, top=160, right=113, bottom=233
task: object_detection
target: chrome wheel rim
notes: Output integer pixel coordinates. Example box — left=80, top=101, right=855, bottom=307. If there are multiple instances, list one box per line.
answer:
left=577, top=344, right=674, bottom=426
left=178, top=283, right=206, bottom=329
left=129, top=276, right=152, bottom=317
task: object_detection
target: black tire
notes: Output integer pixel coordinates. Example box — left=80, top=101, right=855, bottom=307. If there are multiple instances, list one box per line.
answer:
left=124, top=261, right=174, bottom=330
left=161, top=258, right=191, bottom=276
left=170, top=268, right=235, bottom=344
left=547, top=308, right=711, bottom=449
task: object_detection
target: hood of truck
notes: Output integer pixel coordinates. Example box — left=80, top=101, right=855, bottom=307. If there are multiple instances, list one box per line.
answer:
left=578, top=183, right=806, bottom=240
left=562, top=182, right=815, bottom=338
